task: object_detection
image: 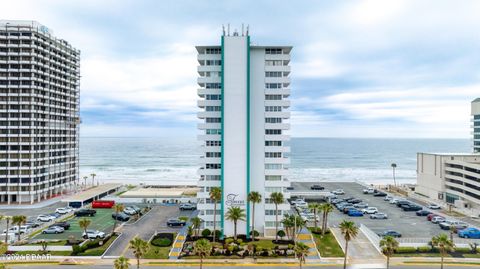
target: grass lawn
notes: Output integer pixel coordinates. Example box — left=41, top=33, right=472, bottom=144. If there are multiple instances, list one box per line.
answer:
left=394, top=253, right=480, bottom=258
left=239, top=239, right=280, bottom=249
left=76, top=235, right=119, bottom=256
left=310, top=231, right=344, bottom=257
left=30, top=240, right=68, bottom=246
left=14, top=251, right=72, bottom=256
left=144, top=245, right=173, bottom=259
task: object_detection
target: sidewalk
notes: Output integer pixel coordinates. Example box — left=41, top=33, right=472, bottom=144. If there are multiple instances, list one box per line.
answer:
left=297, top=227, right=321, bottom=261
left=331, top=227, right=385, bottom=268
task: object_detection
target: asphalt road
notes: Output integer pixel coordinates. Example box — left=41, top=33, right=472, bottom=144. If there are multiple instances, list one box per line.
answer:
left=103, top=205, right=194, bottom=258
left=291, top=182, right=459, bottom=239
left=0, top=201, right=67, bottom=230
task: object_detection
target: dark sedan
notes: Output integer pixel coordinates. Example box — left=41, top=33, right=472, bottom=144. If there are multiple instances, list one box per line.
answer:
left=167, top=218, right=186, bottom=227
left=310, top=185, right=325, bottom=190
left=416, top=210, right=431, bottom=216
left=379, top=230, right=402, bottom=238
left=112, top=212, right=130, bottom=221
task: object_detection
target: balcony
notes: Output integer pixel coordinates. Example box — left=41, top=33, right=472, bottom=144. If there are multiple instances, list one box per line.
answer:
left=265, top=123, right=290, bottom=130
left=197, top=88, right=221, bottom=96
left=265, top=111, right=290, bottom=119
left=264, top=157, right=291, bottom=164
left=197, top=123, right=221, bottom=129
left=265, top=65, right=291, bottom=73
left=265, top=100, right=290, bottom=107
left=197, top=134, right=221, bottom=141
left=198, top=65, right=221, bottom=73
left=197, top=100, right=221, bottom=107
left=265, top=54, right=290, bottom=61
left=265, top=77, right=290, bottom=85
left=197, top=77, right=221, bottom=85
left=197, top=111, right=221, bottom=119
left=265, top=88, right=290, bottom=96
left=197, top=54, right=221, bottom=61
left=265, top=134, right=290, bottom=141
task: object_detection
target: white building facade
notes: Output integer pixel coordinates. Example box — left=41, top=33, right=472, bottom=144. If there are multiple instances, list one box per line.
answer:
left=473, top=98, right=480, bottom=153
left=196, top=29, right=291, bottom=237
left=416, top=153, right=480, bottom=214
left=0, top=21, right=80, bottom=204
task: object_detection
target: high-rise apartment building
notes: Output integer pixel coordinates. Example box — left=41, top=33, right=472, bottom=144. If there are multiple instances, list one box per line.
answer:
left=473, top=98, right=480, bottom=153
left=0, top=20, right=80, bottom=204
left=196, top=27, right=291, bottom=237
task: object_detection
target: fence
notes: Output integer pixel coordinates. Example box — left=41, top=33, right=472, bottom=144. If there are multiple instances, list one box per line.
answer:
left=359, top=224, right=382, bottom=253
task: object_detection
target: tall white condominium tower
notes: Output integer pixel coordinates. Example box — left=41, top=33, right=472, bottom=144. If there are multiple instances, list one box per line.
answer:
left=0, top=21, right=80, bottom=204
left=473, top=98, right=480, bottom=153
left=197, top=27, right=291, bottom=237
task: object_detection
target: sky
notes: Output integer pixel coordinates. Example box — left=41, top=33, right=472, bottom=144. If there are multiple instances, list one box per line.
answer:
left=2, top=0, right=479, bottom=138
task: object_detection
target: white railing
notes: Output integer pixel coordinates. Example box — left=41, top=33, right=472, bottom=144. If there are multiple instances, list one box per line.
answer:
left=359, top=224, right=382, bottom=254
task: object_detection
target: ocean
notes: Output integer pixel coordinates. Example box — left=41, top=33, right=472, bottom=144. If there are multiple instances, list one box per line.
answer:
left=79, top=137, right=470, bottom=186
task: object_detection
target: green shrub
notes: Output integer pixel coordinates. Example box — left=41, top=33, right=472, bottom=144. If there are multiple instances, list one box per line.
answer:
left=225, top=238, right=234, bottom=245
left=277, top=230, right=286, bottom=238
left=455, top=247, right=472, bottom=254
left=201, top=229, right=211, bottom=237
left=151, top=238, right=172, bottom=247
left=213, top=230, right=222, bottom=238
left=417, top=246, right=431, bottom=253
left=249, top=230, right=259, bottom=237
left=236, top=239, right=243, bottom=244
left=395, top=247, right=417, bottom=254
left=310, top=227, right=322, bottom=234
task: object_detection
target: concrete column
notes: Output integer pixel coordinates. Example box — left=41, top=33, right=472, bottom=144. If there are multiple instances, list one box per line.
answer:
left=18, top=194, right=22, bottom=204
left=7, top=194, right=11, bottom=205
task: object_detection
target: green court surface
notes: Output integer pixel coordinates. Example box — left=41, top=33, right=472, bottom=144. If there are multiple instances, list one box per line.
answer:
left=33, top=209, right=115, bottom=241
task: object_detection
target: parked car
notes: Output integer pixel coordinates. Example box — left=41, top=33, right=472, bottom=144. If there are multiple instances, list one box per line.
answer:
left=362, top=207, right=378, bottom=214
left=112, top=212, right=130, bottom=221
left=349, top=199, right=362, bottom=204
left=3, top=227, right=22, bottom=235
left=179, top=203, right=197, bottom=210
left=55, top=207, right=73, bottom=214
left=332, top=189, right=345, bottom=195
left=389, top=198, right=401, bottom=204
left=127, top=205, right=141, bottom=213
left=427, top=213, right=439, bottom=221
left=286, top=186, right=294, bottom=190
left=167, top=218, right=186, bottom=227
left=37, top=215, right=56, bottom=222
left=50, top=222, right=70, bottom=230
left=25, top=221, right=41, bottom=228
left=402, top=204, right=423, bottom=211
left=428, top=204, right=442, bottom=210
left=379, top=230, right=402, bottom=238
left=384, top=196, right=393, bottom=201
left=49, top=213, right=61, bottom=219
left=373, top=192, right=388, bottom=197
left=396, top=201, right=411, bottom=208
left=42, top=226, right=64, bottom=234
left=354, top=203, right=369, bottom=209
left=370, top=213, right=388, bottom=219
left=431, top=216, right=446, bottom=224
left=347, top=209, right=364, bottom=217
left=363, top=188, right=375, bottom=194
left=416, top=210, right=431, bottom=216
left=295, top=201, right=309, bottom=208
left=439, top=220, right=468, bottom=231
left=83, top=230, right=106, bottom=239
left=310, top=185, right=324, bottom=190
left=291, top=198, right=305, bottom=205
left=343, top=206, right=357, bottom=214
left=74, top=209, right=97, bottom=217
left=123, top=207, right=138, bottom=215
left=458, top=227, right=480, bottom=239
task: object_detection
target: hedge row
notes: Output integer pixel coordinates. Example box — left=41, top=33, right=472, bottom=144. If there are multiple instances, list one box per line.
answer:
left=395, top=246, right=476, bottom=254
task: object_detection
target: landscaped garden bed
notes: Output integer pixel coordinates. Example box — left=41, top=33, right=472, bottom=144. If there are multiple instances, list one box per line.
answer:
left=393, top=246, right=480, bottom=258
left=180, top=232, right=296, bottom=259
left=144, top=232, right=176, bottom=259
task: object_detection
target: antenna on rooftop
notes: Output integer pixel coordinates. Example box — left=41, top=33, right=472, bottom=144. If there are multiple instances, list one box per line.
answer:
left=227, top=24, right=230, bottom=36
left=222, top=24, right=225, bottom=36
left=242, top=23, right=244, bottom=36
left=246, top=25, right=249, bottom=36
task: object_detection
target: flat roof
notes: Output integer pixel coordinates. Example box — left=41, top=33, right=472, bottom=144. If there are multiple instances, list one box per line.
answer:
left=62, top=183, right=122, bottom=202
left=120, top=187, right=199, bottom=198
left=418, top=152, right=480, bottom=156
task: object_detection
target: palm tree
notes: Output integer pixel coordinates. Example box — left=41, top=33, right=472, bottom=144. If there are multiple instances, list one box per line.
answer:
left=308, top=203, right=321, bottom=229
left=339, top=220, right=359, bottom=269
left=209, top=187, right=221, bottom=243
left=247, top=191, right=262, bottom=241
left=79, top=218, right=91, bottom=240
left=12, top=215, right=26, bottom=241
left=295, top=242, right=310, bottom=269
left=449, top=225, right=457, bottom=243
left=432, top=233, right=455, bottom=269
left=2, top=216, right=11, bottom=244
left=391, top=163, right=397, bottom=187
left=321, top=203, right=334, bottom=235
left=380, top=236, right=399, bottom=269
left=83, top=176, right=88, bottom=189
left=129, top=236, right=149, bottom=269
left=112, top=203, right=125, bottom=234
left=270, top=192, right=284, bottom=242
left=194, top=238, right=212, bottom=269
left=225, top=206, right=246, bottom=241
left=114, top=256, right=130, bottom=269
left=190, top=217, right=203, bottom=238
left=90, top=173, right=97, bottom=186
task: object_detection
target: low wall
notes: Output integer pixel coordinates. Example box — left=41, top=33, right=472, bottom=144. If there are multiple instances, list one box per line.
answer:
left=8, top=245, right=73, bottom=251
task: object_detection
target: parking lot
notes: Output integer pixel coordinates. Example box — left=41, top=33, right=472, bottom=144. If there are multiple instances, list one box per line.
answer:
left=291, top=181, right=474, bottom=240
left=32, top=208, right=115, bottom=240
